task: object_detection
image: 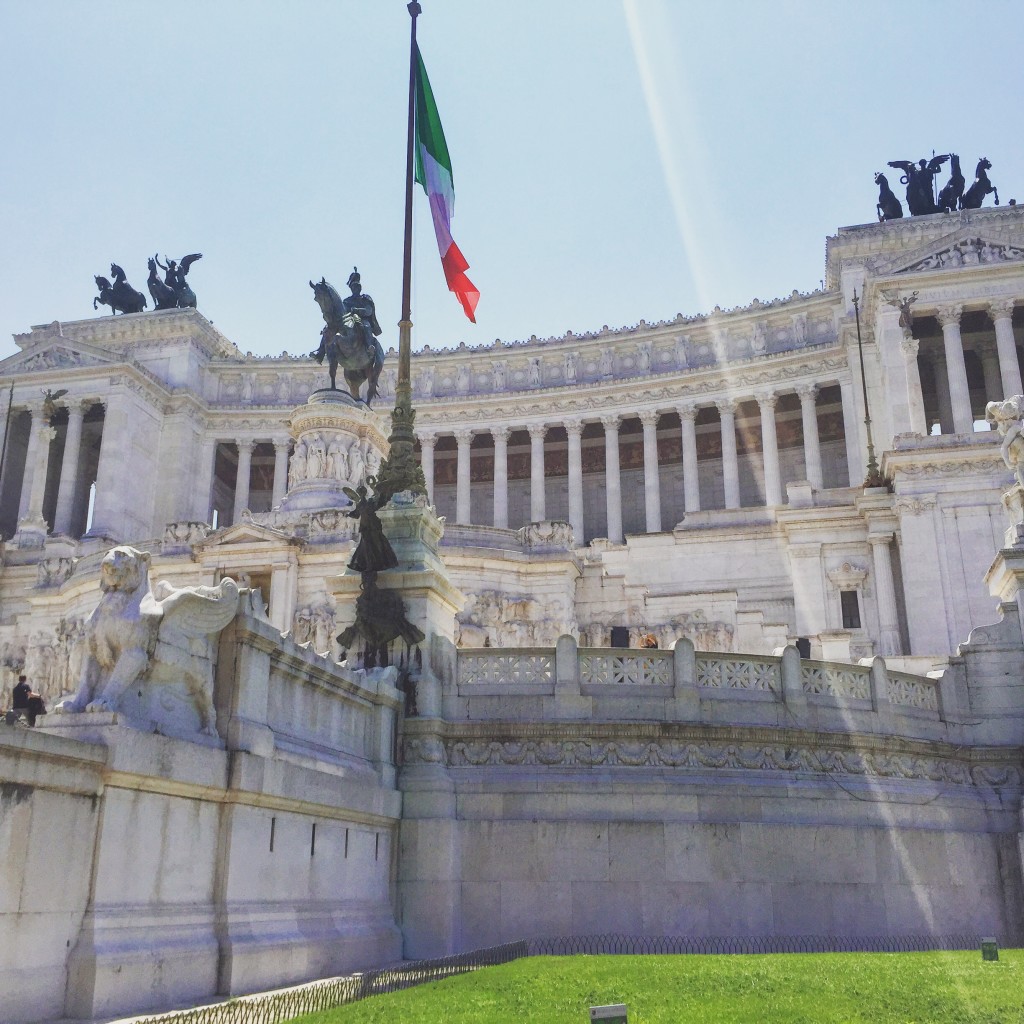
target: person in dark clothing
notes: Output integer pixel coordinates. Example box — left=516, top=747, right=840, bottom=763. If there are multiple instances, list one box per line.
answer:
left=12, top=674, right=46, bottom=727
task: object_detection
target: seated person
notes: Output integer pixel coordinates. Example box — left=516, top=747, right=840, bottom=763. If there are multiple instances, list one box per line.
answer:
left=12, top=675, right=46, bottom=727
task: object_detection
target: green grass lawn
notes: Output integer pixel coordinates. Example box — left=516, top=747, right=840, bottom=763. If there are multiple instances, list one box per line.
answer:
left=288, top=950, right=1024, bottom=1024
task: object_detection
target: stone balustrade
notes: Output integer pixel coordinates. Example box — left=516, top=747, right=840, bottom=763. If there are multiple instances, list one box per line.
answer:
left=446, top=636, right=950, bottom=737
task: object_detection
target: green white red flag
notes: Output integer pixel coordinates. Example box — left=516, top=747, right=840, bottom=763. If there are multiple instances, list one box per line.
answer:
left=413, top=43, right=479, bottom=323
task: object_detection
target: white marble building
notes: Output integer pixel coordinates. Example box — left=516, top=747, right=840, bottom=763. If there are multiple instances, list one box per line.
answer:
left=4, top=207, right=1024, bottom=1022
left=1, top=207, right=1022, bottom=676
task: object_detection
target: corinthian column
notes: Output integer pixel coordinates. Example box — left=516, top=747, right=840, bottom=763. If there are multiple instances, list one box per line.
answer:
left=796, top=386, right=823, bottom=490
left=455, top=428, right=473, bottom=524
left=869, top=533, right=902, bottom=656
left=194, top=437, right=217, bottom=523
left=25, top=420, right=57, bottom=521
left=528, top=423, right=546, bottom=521
left=990, top=298, right=1023, bottom=399
left=937, top=304, right=974, bottom=433
left=272, top=439, right=290, bottom=507
left=419, top=433, right=436, bottom=504
left=17, top=407, right=41, bottom=520
left=565, top=419, right=584, bottom=543
left=678, top=404, right=700, bottom=513
left=639, top=410, right=662, bottom=532
left=901, top=334, right=928, bottom=435
left=757, top=392, right=782, bottom=506
left=54, top=401, right=88, bottom=535
left=601, top=414, right=623, bottom=543
left=716, top=399, right=740, bottom=509
left=492, top=426, right=509, bottom=528
left=233, top=440, right=254, bottom=523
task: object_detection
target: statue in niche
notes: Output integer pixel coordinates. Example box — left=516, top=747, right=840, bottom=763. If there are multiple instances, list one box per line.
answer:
left=309, top=268, right=385, bottom=402
left=288, top=440, right=307, bottom=487
left=874, top=172, right=903, bottom=221
left=600, top=349, right=614, bottom=376
left=887, top=156, right=947, bottom=216
left=637, top=342, right=651, bottom=372
left=93, top=263, right=147, bottom=315
left=962, top=158, right=999, bottom=210
left=528, top=358, right=542, bottom=386
left=306, top=434, right=327, bottom=479
left=987, top=396, right=1024, bottom=488
left=456, top=365, right=471, bottom=393
left=154, top=253, right=203, bottom=308
left=349, top=440, right=366, bottom=485
left=327, top=438, right=349, bottom=480
left=564, top=351, right=578, bottom=382
left=492, top=361, right=507, bottom=390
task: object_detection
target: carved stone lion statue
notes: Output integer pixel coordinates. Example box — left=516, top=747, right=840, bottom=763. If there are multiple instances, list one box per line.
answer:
left=57, top=546, right=239, bottom=736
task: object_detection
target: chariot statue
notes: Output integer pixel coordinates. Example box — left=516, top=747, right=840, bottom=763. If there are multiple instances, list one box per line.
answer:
left=309, top=267, right=385, bottom=404
left=154, top=253, right=203, bottom=308
left=887, top=155, right=948, bottom=216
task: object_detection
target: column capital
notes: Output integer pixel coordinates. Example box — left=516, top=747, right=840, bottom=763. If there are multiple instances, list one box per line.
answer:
left=676, top=403, right=697, bottom=423
left=235, top=438, right=255, bottom=453
left=638, top=409, right=660, bottom=429
left=273, top=437, right=291, bottom=452
left=490, top=425, right=511, bottom=444
left=795, top=384, right=818, bottom=403
left=936, top=303, right=963, bottom=327
left=453, top=428, right=474, bottom=445
left=600, top=412, right=621, bottom=431
left=417, top=431, right=437, bottom=449
left=868, top=531, right=895, bottom=546
left=900, top=335, right=920, bottom=359
left=527, top=423, right=547, bottom=441
left=715, top=397, right=737, bottom=417
left=755, top=390, right=778, bottom=410
left=989, top=297, right=1016, bottom=320
left=563, top=418, right=584, bottom=439
left=39, top=424, right=57, bottom=444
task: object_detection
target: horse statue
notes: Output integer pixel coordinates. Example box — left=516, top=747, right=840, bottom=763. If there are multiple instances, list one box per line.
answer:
left=147, top=257, right=178, bottom=310
left=874, top=172, right=903, bottom=221
left=936, top=153, right=965, bottom=213
left=962, top=158, right=999, bottom=210
left=155, top=253, right=203, bottom=308
left=94, top=263, right=147, bottom=315
left=309, top=270, right=385, bottom=404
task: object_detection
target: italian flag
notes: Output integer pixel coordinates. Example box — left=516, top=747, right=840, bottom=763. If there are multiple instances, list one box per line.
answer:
left=414, top=44, right=479, bottom=323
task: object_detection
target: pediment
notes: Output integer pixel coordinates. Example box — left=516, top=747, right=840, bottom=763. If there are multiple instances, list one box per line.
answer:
left=870, top=229, right=1024, bottom=277
left=201, top=521, right=294, bottom=547
left=0, top=337, right=119, bottom=376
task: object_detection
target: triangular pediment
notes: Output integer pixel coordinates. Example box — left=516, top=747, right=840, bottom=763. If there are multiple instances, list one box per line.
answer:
left=0, top=336, right=120, bottom=375
left=870, top=228, right=1024, bottom=277
left=201, top=520, right=294, bottom=547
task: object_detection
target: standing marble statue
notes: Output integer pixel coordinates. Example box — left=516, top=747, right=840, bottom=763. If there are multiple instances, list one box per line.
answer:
left=987, top=396, right=1024, bottom=488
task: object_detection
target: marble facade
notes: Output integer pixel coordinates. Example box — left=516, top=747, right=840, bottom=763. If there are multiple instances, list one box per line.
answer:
left=4, top=208, right=1024, bottom=1021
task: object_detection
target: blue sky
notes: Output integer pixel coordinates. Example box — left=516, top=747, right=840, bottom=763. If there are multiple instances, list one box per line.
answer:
left=1, top=1, right=1021, bottom=359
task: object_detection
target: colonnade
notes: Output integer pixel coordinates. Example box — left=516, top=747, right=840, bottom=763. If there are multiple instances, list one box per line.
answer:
left=894, top=299, right=1022, bottom=436
left=418, top=383, right=851, bottom=543
left=194, top=437, right=291, bottom=524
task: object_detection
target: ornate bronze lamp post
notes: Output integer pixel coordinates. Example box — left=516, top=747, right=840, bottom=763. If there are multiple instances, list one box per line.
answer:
left=852, top=289, right=886, bottom=489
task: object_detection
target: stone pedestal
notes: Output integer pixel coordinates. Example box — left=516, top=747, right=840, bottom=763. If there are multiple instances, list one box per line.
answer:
left=280, top=389, right=390, bottom=512
left=329, top=493, right=464, bottom=959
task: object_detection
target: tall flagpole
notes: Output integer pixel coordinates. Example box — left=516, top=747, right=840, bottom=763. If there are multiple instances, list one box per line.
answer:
left=375, top=0, right=427, bottom=503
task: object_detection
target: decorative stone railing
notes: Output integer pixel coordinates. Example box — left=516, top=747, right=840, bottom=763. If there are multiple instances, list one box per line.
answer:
left=449, top=637, right=949, bottom=730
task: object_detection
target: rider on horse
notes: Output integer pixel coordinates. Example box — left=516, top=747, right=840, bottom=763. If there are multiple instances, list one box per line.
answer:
left=312, top=268, right=381, bottom=362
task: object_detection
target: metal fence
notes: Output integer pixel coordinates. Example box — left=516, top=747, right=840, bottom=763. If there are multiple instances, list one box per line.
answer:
left=130, top=941, right=527, bottom=1024
left=526, top=933, right=985, bottom=956
left=125, top=933, right=987, bottom=1024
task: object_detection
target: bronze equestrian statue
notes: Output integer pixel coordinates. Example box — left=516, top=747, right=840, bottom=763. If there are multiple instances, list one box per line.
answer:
left=875, top=172, right=903, bottom=221
left=309, top=268, right=385, bottom=404
left=962, top=158, right=999, bottom=210
left=94, top=263, right=147, bottom=314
